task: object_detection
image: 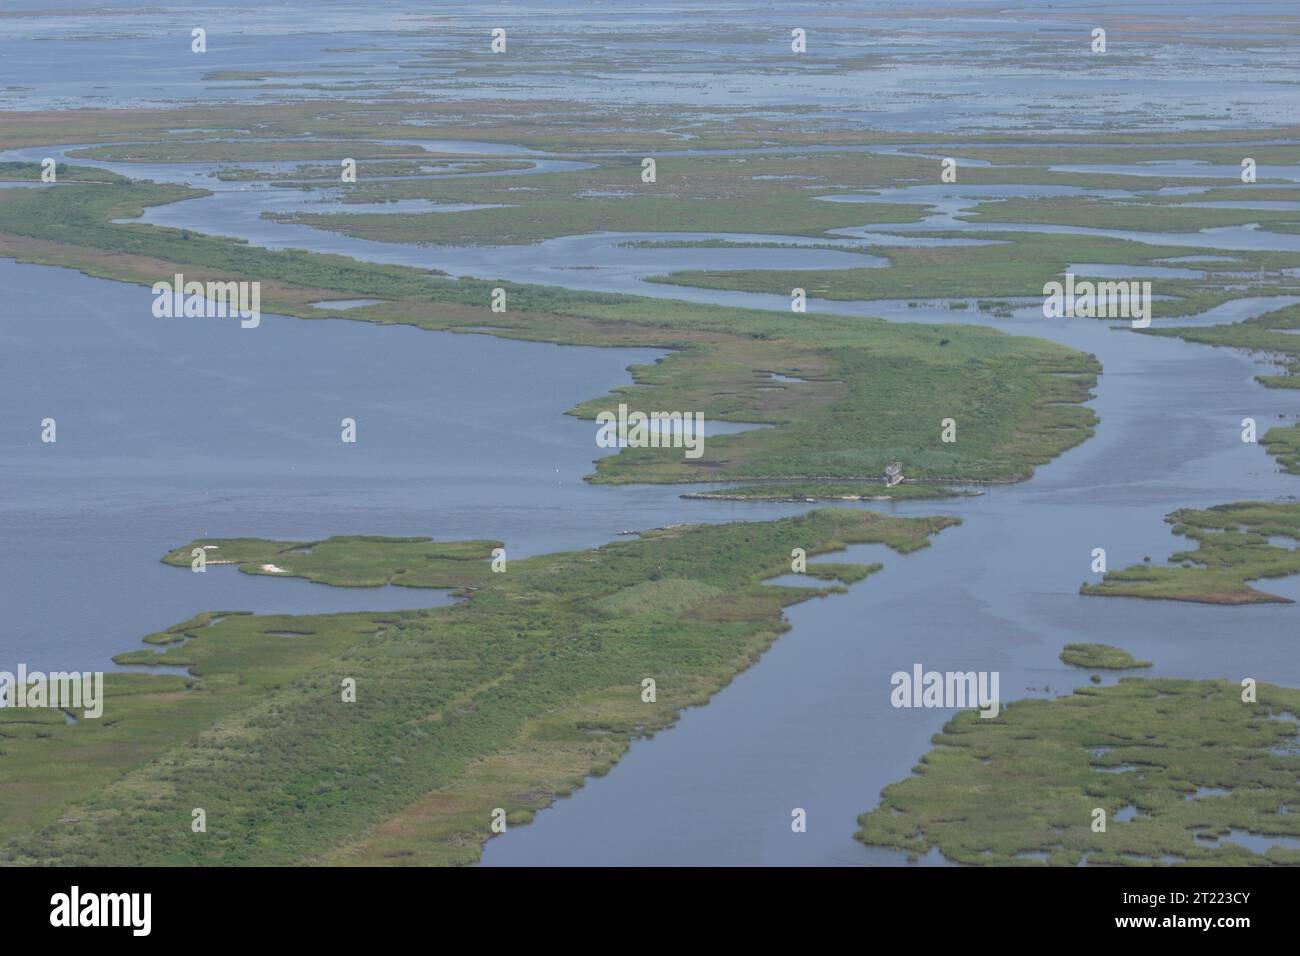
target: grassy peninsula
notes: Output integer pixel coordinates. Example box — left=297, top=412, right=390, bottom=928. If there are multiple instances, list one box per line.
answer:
left=0, top=509, right=955, bottom=865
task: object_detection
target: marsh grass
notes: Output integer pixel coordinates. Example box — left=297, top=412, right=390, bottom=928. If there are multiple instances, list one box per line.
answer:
left=1060, top=643, right=1152, bottom=670
left=857, top=678, right=1300, bottom=866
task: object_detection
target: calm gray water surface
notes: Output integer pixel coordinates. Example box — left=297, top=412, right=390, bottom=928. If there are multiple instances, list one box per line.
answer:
left=4, top=0, right=1299, bottom=130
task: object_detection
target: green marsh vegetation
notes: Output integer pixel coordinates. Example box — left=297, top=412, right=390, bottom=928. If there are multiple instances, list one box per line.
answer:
left=56, top=126, right=1277, bottom=257
left=620, top=238, right=880, bottom=256
left=602, top=149, right=1300, bottom=320
left=0, top=510, right=955, bottom=865
left=1081, top=502, right=1300, bottom=605
left=6, top=101, right=792, bottom=154
left=0, top=99, right=1017, bottom=156
left=965, top=196, right=1300, bottom=234
left=658, top=230, right=1300, bottom=315
left=69, top=141, right=442, bottom=163
left=267, top=151, right=935, bottom=246
left=1060, top=643, right=1152, bottom=670
left=1261, top=426, right=1300, bottom=474
left=263, top=148, right=1260, bottom=247
left=9, top=101, right=1300, bottom=155
left=856, top=678, right=1300, bottom=866
left=0, top=162, right=125, bottom=184
left=16, top=113, right=1300, bottom=351
left=0, top=177, right=447, bottom=295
